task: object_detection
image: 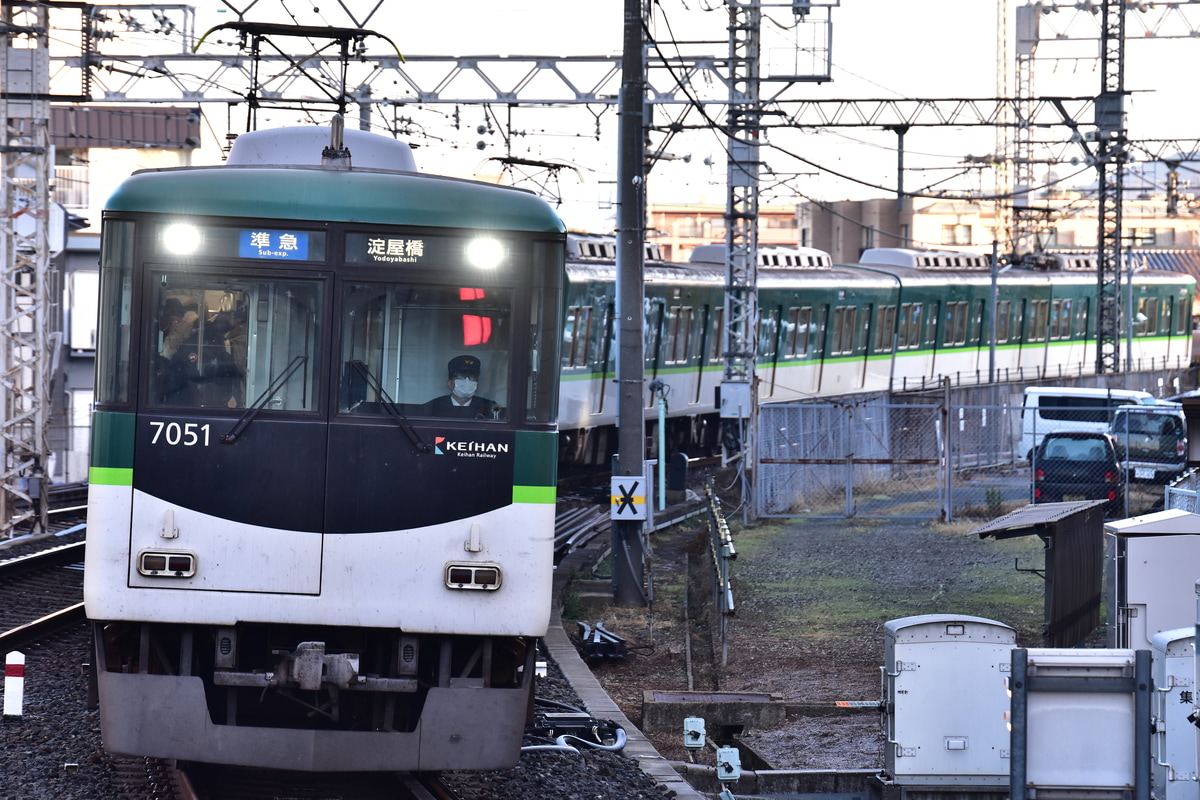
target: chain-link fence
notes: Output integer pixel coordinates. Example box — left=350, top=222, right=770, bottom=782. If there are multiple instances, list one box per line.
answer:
left=756, top=396, right=1176, bottom=521
left=757, top=398, right=945, bottom=518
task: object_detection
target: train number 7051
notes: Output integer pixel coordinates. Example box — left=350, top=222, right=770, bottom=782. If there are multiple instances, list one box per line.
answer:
left=149, top=421, right=211, bottom=447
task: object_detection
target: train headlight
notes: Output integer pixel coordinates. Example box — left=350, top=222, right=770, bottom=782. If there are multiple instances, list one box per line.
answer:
left=137, top=550, right=197, bottom=578
left=466, top=237, right=504, bottom=270
left=161, top=223, right=202, bottom=255
left=445, top=563, right=502, bottom=591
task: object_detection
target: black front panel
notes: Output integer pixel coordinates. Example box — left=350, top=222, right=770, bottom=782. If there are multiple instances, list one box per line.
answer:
left=134, top=415, right=328, bottom=533
left=325, top=422, right=516, bottom=533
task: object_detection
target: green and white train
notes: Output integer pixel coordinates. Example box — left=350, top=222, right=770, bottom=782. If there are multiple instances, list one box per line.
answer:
left=84, top=124, right=565, bottom=772
left=558, top=240, right=1195, bottom=466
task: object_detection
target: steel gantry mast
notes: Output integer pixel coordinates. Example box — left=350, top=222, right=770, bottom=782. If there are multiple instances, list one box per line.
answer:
left=1093, top=0, right=1126, bottom=375
left=0, top=0, right=54, bottom=535
left=721, top=0, right=761, bottom=496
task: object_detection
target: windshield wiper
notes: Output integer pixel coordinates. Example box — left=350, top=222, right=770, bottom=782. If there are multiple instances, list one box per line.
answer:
left=346, top=360, right=432, bottom=453
left=221, top=355, right=308, bottom=444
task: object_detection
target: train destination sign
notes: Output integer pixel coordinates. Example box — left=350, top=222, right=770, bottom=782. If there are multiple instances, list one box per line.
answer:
left=345, top=232, right=435, bottom=264
left=239, top=229, right=311, bottom=260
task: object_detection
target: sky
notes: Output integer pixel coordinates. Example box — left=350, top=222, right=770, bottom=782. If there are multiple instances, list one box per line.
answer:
left=69, top=0, right=1200, bottom=232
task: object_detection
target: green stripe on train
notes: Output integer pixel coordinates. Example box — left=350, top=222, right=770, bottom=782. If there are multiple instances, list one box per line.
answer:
left=89, top=466, right=133, bottom=486
left=512, top=485, right=557, bottom=504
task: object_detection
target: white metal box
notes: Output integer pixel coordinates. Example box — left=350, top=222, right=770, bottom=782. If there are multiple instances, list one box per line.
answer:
left=1152, top=628, right=1198, bottom=800
left=1015, top=648, right=1147, bottom=794
left=1106, top=511, right=1200, bottom=650
left=883, top=614, right=1015, bottom=785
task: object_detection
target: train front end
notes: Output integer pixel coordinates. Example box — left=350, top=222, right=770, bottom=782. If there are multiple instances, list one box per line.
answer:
left=83, top=127, right=565, bottom=772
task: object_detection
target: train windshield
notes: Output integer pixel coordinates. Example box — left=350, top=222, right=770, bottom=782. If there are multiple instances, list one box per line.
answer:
left=339, top=282, right=511, bottom=420
left=148, top=273, right=322, bottom=410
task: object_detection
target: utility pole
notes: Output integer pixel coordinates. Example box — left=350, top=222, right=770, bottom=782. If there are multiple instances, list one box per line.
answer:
left=0, top=0, right=53, bottom=535
left=720, top=0, right=761, bottom=520
left=611, top=0, right=647, bottom=607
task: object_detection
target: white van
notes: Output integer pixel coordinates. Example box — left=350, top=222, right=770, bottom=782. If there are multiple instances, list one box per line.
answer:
left=1019, top=386, right=1157, bottom=461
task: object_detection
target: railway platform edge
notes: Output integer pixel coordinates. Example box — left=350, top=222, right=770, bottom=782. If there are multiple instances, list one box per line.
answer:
left=548, top=540, right=708, bottom=800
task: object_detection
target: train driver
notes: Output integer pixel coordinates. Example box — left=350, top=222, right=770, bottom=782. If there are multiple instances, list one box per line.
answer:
left=425, top=354, right=501, bottom=419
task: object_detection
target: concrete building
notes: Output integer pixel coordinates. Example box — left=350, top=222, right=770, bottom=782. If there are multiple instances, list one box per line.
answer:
left=798, top=191, right=1200, bottom=266
left=647, top=203, right=800, bottom=262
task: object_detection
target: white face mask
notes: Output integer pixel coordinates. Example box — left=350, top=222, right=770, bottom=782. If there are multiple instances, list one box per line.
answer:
left=452, top=378, right=478, bottom=400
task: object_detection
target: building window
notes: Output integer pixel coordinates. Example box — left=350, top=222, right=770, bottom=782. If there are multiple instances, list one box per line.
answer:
left=941, top=224, right=973, bottom=246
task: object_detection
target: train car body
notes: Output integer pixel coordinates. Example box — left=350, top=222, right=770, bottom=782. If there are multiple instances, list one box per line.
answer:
left=83, top=126, right=566, bottom=772
left=558, top=241, right=1195, bottom=465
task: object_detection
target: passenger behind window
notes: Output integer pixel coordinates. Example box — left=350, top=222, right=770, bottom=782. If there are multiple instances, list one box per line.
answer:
left=199, top=305, right=247, bottom=408
left=155, top=297, right=200, bottom=405
left=425, top=354, right=502, bottom=419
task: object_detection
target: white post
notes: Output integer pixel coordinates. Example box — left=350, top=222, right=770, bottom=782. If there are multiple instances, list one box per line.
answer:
left=4, top=651, right=25, bottom=716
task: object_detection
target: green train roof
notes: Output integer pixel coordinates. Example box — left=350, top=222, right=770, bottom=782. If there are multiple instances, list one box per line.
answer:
left=105, top=165, right=566, bottom=234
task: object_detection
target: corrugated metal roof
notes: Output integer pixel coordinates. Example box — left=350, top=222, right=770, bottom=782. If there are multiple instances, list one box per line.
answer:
left=969, top=500, right=1104, bottom=539
left=51, top=105, right=201, bottom=150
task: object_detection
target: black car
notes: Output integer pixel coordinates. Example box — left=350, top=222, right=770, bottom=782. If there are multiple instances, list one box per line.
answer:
left=1032, top=431, right=1125, bottom=517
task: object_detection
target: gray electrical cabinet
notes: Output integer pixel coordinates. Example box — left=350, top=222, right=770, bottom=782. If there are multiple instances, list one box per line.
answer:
left=882, top=614, right=1015, bottom=786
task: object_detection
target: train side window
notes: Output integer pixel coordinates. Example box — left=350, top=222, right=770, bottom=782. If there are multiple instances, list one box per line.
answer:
left=339, top=282, right=512, bottom=418
left=1136, top=297, right=1158, bottom=335
left=149, top=274, right=321, bottom=411
left=596, top=303, right=615, bottom=371
left=905, top=303, right=923, bottom=349
left=668, top=306, right=693, bottom=364
left=759, top=307, right=780, bottom=360
left=1176, top=297, right=1189, bottom=334
left=707, top=308, right=724, bottom=363
left=874, top=305, right=896, bottom=353
left=786, top=306, right=813, bottom=356
left=526, top=239, right=563, bottom=423
left=996, top=300, right=1011, bottom=343
left=563, top=306, right=592, bottom=368
left=1075, top=298, right=1089, bottom=338
left=1030, top=299, right=1049, bottom=341
left=97, top=220, right=135, bottom=404
left=946, top=301, right=968, bottom=346
left=832, top=306, right=856, bottom=355
left=924, top=301, right=939, bottom=348
left=646, top=299, right=665, bottom=374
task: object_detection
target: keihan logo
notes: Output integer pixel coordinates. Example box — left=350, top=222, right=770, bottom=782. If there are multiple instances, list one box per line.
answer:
left=432, top=436, right=510, bottom=458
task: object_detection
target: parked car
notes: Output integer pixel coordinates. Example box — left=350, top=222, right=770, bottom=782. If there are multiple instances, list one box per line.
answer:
left=1019, top=386, right=1156, bottom=462
left=1109, top=404, right=1186, bottom=484
left=1032, top=431, right=1125, bottom=517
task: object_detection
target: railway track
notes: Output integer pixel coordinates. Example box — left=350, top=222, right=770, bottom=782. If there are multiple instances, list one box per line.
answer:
left=0, top=539, right=86, bottom=651
left=176, top=764, right=463, bottom=800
